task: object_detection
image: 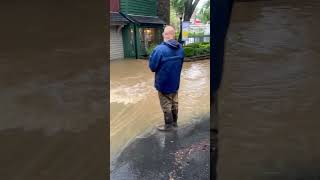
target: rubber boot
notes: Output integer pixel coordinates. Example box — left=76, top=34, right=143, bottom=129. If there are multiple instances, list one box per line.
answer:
left=157, top=112, right=173, bottom=131
left=172, top=109, right=178, bottom=127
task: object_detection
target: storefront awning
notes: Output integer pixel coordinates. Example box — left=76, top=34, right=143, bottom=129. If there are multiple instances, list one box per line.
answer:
left=110, top=12, right=129, bottom=25
left=124, top=14, right=166, bottom=26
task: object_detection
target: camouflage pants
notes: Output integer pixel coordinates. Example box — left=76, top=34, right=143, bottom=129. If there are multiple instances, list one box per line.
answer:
left=158, top=92, right=178, bottom=113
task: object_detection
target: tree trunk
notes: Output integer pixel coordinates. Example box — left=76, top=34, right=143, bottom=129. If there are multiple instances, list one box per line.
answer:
left=157, top=0, right=170, bottom=24
left=183, top=0, right=200, bottom=21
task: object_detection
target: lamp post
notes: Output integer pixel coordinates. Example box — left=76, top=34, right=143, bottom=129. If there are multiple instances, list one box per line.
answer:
left=178, top=16, right=182, bottom=43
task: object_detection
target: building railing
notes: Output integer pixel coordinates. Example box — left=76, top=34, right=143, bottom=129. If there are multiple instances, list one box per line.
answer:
left=185, top=35, right=210, bottom=45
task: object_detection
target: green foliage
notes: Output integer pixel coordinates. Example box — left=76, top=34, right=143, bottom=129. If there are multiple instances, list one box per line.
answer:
left=170, top=2, right=180, bottom=30
left=199, top=42, right=209, bottom=45
left=184, top=47, right=195, bottom=57
left=194, top=48, right=202, bottom=56
left=183, top=42, right=210, bottom=56
left=199, top=43, right=210, bottom=49
left=188, top=32, right=207, bottom=37
left=146, top=42, right=210, bottom=58
left=185, top=43, right=200, bottom=48
left=198, top=0, right=210, bottom=23
left=171, top=0, right=201, bottom=21
left=195, top=47, right=209, bottom=55
left=147, top=44, right=157, bottom=55
left=171, top=0, right=184, bottom=17
left=184, top=42, right=198, bottom=46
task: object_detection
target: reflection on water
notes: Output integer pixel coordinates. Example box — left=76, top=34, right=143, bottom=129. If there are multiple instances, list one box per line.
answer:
left=110, top=59, right=210, bottom=160
left=0, top=1, right=107, bottom=179
left=218, top=0, right=320, bottom=179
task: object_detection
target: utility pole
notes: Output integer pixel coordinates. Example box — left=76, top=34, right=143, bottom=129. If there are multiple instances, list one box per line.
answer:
left=178, top=16, right=183, bottom=43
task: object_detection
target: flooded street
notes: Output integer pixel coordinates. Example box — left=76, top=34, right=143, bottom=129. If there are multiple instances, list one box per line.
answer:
left=0, top=54, right=107, bottom=180
left=0, top=1, right=107, bottom=179
left=110, top=59, right=210, bottom=161
left=218, top=0, right=320, bottom=179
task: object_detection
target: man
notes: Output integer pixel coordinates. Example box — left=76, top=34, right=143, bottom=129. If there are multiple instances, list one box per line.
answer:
left=149, top=25, right=184, bottom=131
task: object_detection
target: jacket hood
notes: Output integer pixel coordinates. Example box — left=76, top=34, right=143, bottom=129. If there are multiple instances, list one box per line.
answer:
left=163, top=39, right=180, bottom=49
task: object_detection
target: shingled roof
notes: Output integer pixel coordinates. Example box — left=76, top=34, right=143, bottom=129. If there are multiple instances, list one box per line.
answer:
left=125, top=14, right=166, bottom=25
left=110, top=12, right=129, bottom=25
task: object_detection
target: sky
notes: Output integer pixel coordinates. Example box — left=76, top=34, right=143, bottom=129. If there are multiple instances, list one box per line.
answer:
left=197, top=0, right=209, bottom=9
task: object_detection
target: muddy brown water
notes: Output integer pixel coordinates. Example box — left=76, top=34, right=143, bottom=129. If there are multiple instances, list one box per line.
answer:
left=0, top=1, right=107, bottom=179
left=110, top=59, right=210, bottom=162
left=218, top=0, right=320, bottom=179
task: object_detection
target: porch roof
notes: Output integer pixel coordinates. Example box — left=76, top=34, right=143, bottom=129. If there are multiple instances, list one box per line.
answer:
left=110, top=12, right=129, bottom=25
left=125, top=14, right=166, bottom=26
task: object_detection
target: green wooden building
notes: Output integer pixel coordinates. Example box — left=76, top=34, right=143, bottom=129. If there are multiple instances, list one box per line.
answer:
left=120, top=0, right=166, bottom=58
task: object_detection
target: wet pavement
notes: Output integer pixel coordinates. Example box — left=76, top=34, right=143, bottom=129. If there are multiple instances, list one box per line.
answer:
left=111, top=117, right=210, bottom=180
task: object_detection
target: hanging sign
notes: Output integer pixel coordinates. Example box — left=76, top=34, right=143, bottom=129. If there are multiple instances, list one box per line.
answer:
left=182, top=21, right=191, bottom=41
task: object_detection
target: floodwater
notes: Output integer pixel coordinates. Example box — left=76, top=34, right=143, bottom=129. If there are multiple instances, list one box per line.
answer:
left=110, top=59, right=210, bottom=161
left=218, top=0, right=320, bottom=179
left=0, top=52, right=107, bottom=180
left=0, top=1, right=107, bottom=179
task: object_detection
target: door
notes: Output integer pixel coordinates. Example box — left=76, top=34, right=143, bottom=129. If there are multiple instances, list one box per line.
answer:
left=110, top=27, right=124, bottom=60
left=122, top=25, right=136, bottom=58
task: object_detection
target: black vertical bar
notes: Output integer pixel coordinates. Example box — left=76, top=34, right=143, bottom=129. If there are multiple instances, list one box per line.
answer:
left=210, top=0, right=234, bottom=179
left=134, top=24, right=139, bottom=59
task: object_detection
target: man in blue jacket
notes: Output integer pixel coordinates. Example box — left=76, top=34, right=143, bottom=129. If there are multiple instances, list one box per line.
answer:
left=149, top=25, right=184, bottom=131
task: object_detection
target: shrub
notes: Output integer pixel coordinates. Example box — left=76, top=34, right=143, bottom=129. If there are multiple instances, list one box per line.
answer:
left=195, top=47, right=209, bottom=55
left=191, top=43, right=200, bottom=48
left=194, top=48, right=201, bottom=56
left=199, top=42, right=210, bottom=46
left=188, top=32, right=205, bottom=38
left=199, top=44, right=208, bottom=49
left=184, top=42, right=210, bottom=57
left=147, top=44, right=157, bottom=55
left=147, top=42, right=210, bottom=58
left=184, top=44, right=198, bottom=49
left=184, top=47, right=195, bottom=57
left=203, top=47, right=210, bottom=54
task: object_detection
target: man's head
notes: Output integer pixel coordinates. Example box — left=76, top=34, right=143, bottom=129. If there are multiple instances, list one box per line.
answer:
left=162, top=25, right=176, bottom=41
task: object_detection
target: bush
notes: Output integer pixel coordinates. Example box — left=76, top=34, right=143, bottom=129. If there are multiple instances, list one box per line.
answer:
left=195, top=47, right=209, bottom=56
left=183, top=42, right=210, bottom=56
left=194, top=48, right=202, bottom=56
left=147, top=42, right=210, bottom=58
left=199, top=42, right=209, bottom=45
left=188, top=32, right=205, bottom=38
left=203, top=47, right=210, bottom=54
left=199, top=44, right=209, bottom=49
left=147, top=44, right=157, bottom=55
left=184, top=47, right=195, bottom=57
left=184, top=44, right=197, bottom=49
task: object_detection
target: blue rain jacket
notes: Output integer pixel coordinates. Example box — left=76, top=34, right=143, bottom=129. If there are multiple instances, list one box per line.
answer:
left=149, top=39, right=184, bottom=94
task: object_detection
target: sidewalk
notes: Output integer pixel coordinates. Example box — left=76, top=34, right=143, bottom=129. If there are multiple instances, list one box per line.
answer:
left=111, top=118, right=210, bottom=180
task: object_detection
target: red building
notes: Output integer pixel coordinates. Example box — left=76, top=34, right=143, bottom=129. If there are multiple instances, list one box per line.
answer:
left=109, top=0, right=129, bottom=60
left=110, top=0, right=120, bottom=12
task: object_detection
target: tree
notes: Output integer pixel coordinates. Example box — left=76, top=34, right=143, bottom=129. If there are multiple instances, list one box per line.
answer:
left=171, top=0, right=201, bottom=22
left=170, top=1, right=180, bottom=29
left=198, top=0, right=209, bottom=23
left=183, top=0, right=200, bottom=21
left=171, top=0, right=184, bottom=17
